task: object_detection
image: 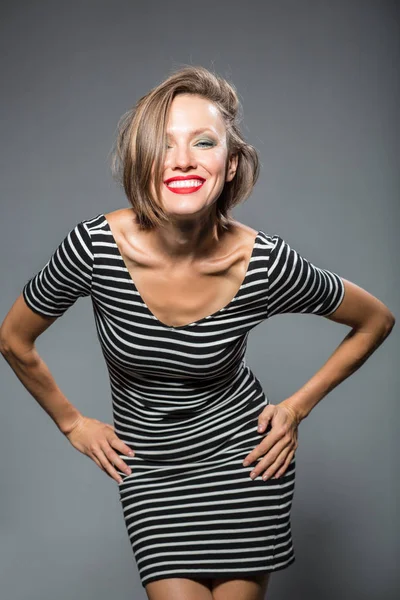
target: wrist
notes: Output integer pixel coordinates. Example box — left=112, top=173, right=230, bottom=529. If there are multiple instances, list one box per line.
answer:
left=279, top=399, right=306, bottom=425
left=57, top=411, right=84, bottom=435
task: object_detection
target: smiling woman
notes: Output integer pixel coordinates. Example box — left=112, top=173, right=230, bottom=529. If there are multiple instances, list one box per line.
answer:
left=156, top=92, right=240, bottom=227
left=2, top=64, right=395, bottom=600
left=109, top=65, right=260, bottom=236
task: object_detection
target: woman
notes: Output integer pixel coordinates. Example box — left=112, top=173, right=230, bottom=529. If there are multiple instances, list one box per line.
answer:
left=0, top=65, right=395, bottom=600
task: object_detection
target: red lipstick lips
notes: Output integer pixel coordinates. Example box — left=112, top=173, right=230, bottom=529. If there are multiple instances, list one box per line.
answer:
left=164, top=175, right=206, bottom=194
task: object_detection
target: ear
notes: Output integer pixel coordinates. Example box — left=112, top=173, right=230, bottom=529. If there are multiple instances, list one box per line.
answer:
left=226, top=153, right=239, bottom=183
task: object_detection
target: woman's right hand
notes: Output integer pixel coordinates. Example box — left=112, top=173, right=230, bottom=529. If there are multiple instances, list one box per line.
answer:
left=64, top=415, right=135, bottom=483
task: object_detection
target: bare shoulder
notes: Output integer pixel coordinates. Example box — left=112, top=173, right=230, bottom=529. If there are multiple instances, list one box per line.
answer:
left=230, top=220, right=259, bottom=244
left=103, top=207, right=137, bottom=229
left=103, top=207, right=141, bottom=243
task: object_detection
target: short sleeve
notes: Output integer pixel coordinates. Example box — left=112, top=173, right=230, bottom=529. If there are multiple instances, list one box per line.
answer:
left=22, top=221, right=93, bottom=318
left=267, top=235, right=345, bottom=317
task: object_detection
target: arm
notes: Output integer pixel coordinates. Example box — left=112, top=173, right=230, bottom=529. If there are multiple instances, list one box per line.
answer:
left=280, top=278, right=395, bottom=422
left=0, top=294, right=84, bottom=434
left=242, top=235, right=395, bottom=480
left=1, top=220, right=134, bottom=484
left=0, top=220, right=94, bottom=432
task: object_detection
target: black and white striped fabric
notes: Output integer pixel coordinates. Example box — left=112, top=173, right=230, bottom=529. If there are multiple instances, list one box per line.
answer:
left=22, top=213, right=345, bottom=588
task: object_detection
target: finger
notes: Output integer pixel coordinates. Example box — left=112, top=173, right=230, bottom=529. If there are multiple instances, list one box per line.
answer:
left=257, top=404, right=276, bottom=432
left=260, top=443, right=296, bottom=481
left=261, top=450, right=291, bottom=480
left=89, top=451, right=106, bottom=473
left=94, top=447, right=126, bottom=483
left=108, top=435, right=135, bottom=459
left=273, top=449, right=296, bottom=479
left=242, top=425, right=286, bottom=466
left=249, top=436, right=289, bottom=479
left=100, top=441, right=132, bottom=475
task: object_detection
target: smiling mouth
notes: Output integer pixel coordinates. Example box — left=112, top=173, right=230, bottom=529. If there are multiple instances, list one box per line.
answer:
left=165, top=180, right=205, bottom=194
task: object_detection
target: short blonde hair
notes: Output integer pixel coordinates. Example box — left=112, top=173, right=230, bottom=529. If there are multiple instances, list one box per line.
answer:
left=110, top=65, right=260, bottom=233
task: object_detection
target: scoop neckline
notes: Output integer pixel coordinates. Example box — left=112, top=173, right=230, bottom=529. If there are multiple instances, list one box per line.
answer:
left=101, top=213, right=261, bottom=331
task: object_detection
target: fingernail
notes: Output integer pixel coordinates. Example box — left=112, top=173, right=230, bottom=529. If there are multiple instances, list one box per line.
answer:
left=250, top=472, right=257, bottom=479
left=243, top=461, right=250, bottom=467
left=128, top=451, right=134, bottom=456
left=257, top=424, right=264, bottom=431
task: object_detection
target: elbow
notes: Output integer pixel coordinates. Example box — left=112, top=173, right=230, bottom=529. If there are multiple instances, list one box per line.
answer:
left=385, top=313, right=396, bottom=333
left=0, top=332, right=10, bottom=356
left=355, top=310, right=396, bottom=339
left=382, top=307, right=396, bottom=330
left=374, top=311, right=395, bottom=340
left=0, top=332, right=36, bottom=364
left=0, top=324, right=14, bottom=356
left=0, top=336, right=15, bottom=359
left=0, top=319, right=13, bottom=355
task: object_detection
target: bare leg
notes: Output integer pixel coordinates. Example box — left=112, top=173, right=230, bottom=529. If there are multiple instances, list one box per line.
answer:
left=145, top=576, right=214, bottom=600
left=211, top=573, right=271, bottom=600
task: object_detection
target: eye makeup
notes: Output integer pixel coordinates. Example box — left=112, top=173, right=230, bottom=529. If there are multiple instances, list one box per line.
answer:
left=166, top=139, right=216, bottom=149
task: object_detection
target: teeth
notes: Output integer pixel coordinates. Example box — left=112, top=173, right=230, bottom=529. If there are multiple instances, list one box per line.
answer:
left=166, top=179, right=203, bottom=188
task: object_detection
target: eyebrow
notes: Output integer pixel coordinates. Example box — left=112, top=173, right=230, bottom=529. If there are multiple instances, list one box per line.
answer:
left=165, top=128, right=216, bottom=137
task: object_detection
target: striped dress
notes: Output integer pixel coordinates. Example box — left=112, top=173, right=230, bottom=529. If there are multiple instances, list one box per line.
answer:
left=22, top=212, right=345, bottom=588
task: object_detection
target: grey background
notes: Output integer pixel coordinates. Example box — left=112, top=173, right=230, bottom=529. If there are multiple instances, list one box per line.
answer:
left=1, top=1, right=399, bottom=599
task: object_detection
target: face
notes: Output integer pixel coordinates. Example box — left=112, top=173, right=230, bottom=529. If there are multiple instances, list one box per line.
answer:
left=152, top=94, right=238, bottom=222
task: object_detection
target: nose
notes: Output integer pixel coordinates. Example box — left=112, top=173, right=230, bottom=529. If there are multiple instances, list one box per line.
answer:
left=167, top=144, right=197, bottom=170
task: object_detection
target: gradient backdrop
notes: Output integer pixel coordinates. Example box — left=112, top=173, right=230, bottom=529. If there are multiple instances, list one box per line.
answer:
left=1, top=1, right=399, bottom=599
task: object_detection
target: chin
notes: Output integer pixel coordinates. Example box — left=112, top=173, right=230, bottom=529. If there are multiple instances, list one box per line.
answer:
left=162, top=200, right=207, bottom=215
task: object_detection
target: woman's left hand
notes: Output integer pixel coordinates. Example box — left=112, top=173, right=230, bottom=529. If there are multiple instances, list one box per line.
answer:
left=242, top=401, right=301, bottom=480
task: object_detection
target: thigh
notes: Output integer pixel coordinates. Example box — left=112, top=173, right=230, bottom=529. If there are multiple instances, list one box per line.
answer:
left=145, top=576, right=214, bottom=600
left=211, top=573, right=271, bottom=600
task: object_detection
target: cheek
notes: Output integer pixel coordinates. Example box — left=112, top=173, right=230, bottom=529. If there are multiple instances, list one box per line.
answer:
left=206, top=149, right=228, bottom=173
